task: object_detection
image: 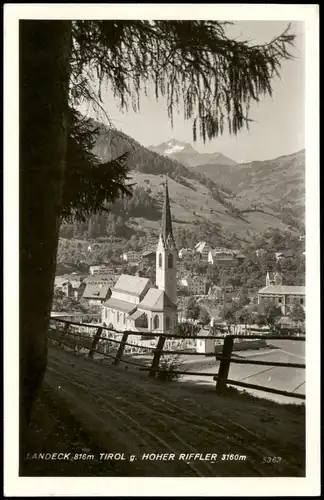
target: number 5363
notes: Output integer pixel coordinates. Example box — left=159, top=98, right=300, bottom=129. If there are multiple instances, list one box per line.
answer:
left=262, top=456, right=282, bottom=464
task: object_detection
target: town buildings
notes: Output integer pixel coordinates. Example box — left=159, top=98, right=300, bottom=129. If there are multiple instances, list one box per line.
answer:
left=180, top=275, right=208, bottom=295
left=208, top=248, right=235, bottom=266
left=122, top=250, right=142, bottom=263
left=102, top=179, right=178, bottom=334
left=208, top=285, right=223, bottom=301
left=258, top=273, right=305, bottom=316
left=195, top=241, right=212, bottom=261
left=82, top=283, right=111, bottom=306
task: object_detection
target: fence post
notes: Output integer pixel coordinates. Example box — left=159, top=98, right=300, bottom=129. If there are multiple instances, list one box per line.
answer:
left=216, top=335, right=234, bottom=394
left=88, top=327, right=103, bottom=359
left=58, top=321, right=71, bottom=348
left=114, top=331, right=129, bottom=365
left=149, top=335, right=166, bottom=378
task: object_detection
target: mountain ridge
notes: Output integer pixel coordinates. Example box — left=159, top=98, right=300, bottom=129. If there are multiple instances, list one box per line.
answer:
left=148, top=139, right=238, bottom=167
left=90, top=124, right=304, bottom=238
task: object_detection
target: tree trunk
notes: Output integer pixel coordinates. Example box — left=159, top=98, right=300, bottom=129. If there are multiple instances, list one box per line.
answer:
left=20, top=21, right=71, bottom=460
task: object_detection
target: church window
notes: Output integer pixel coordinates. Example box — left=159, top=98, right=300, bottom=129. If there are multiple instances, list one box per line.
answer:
left=153, top=315, right=160, bottom=329
left=123, top=313, right=126, bottom=324
left=159, top=253, right=162, bottom=268
left=165, top=316, right=170, bottom=330
left=117, top=311, right=120, bottom=322
left=168, top=254, right=173, bottom=268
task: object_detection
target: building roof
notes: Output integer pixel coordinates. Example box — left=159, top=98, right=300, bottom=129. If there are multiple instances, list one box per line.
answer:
left=51, top=311, right=83, bottom=318
left=84, top=274, right=115, bottom=283
left=197, top=328, right=213, bottom=337
left=139, top=288, right=177, bottom=311
left=54, top=276, right=70, bottom=287
left=103, top=297, right=137, bottom=313
left=209, top=248, right=234, bottom=256
left=128, top=309, right=146, bottom=320
left=82, top=284, right=111, bottom=300
left=112, top=274, right=150, bottom=296
left=235, top=253, right=246, bottom=259
left=195, top=241, right=210, bottom=252
left=142, top=249, right=156, bottom=257
left=258, top=285, right=305, bottom=295
left=70, top=280, right=85, bottom=289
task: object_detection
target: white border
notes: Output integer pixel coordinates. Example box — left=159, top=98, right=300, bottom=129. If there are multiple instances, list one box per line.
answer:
left=3, top=4, right=320, bottom=497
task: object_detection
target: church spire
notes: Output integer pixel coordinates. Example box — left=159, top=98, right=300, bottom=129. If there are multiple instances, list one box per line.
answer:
left=161, top=176, right=174, bottom=245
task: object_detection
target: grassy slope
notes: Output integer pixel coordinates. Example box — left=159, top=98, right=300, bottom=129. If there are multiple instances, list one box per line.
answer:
left=192, top=150, right=305, bottom=214
left=128, top=172, right=297, bottom=238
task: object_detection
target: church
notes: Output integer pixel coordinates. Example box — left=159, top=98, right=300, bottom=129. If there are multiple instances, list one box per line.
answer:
left=102, top=179, right=178, bottom=333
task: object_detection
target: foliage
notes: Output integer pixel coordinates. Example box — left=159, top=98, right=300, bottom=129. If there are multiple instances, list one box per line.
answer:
left=175, top=322, right=200, bottom=337
left=220, top=302, right=241, bottom=332
left=52, top=289, right=100, bottom=321
left=61, top=109, right=133, bottom=222
left=289, top=303, right=305, bottom=327
left=70, top=21, right=295, bottom=142
left=157, top=354, right=183, bottom=382
left=61, top=19, right=296, bottom=222
left=185, top=297, right=201, bottom=321
left=255, top=302, right=282, bottom=332
left=198, top=307, right=211, bottom=326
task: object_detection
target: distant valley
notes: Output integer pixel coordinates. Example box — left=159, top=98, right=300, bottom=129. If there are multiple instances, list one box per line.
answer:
left=78, top=126, right=305, bottom=244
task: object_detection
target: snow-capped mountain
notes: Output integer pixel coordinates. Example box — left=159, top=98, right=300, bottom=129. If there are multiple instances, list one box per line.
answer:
left=148, top=139, right=237, bottom=167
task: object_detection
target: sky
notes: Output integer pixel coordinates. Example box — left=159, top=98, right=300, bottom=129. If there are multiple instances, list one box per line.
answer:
left=81, top=21, right=305, bottom=164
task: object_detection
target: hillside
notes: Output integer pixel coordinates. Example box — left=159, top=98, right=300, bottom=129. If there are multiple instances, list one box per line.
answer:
left=66, top=123, right=303, bottom=242
left=192, top=150, right=305, bottom=230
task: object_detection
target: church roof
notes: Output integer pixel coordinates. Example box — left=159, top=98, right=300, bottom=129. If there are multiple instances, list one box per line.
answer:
left=103, top=297, right=137, bottom=313
left=138, top=288, right=177, bottom=311
left=112, top=274, right=150, bottom=296
left=128, top=309, right=146, bottom=320
left=258, top=285, right=305, bottom=295
left=161, top=178, right=175, bottom=246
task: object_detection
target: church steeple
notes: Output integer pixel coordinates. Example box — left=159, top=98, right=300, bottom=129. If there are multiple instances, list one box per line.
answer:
left=160, top=177, right=176, bottom=248
left=155, top=176, right=177, bottom=304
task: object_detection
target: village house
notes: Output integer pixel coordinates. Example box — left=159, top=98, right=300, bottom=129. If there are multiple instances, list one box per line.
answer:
left=102, top=179, right=178, bottom=334
left=89, top=265, right=103, bottom=275
left=233, top=251, right=246, bottom=262
left=195, top=328, right=215, bottom=354
left=178, top=247, right=194, bottom=259
left=255, top=248, right=266, bottom=258
left=195, top=241, right=212, bottom=261
left=275, top=249, right=295, bottom=261
left=69, top=279, right=86, bottom=300
left=266, top=271, right=283, bottom=286
left=82, top=283, right=111, bottom=306
left=122, top=250, right=142, bottom=263
left=54, top=276, right=85, bottom=299
left=208, top=248, right=235, bottom=266
left=84, top=273, right=116, bottom=288
left=208, top=285, right=223, bottom=301
left=54, top=276, right=70, bottom=295
left=180, top=275, right=208, bottom=295
left=258, top=273, right=305, bottom=316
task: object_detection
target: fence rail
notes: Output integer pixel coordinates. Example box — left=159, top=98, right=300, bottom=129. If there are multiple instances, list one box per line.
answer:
left=49, top=318, right=306, bottom=401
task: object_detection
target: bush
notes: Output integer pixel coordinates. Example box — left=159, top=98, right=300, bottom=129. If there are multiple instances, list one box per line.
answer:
left=157, top=354, right=184, bottom=382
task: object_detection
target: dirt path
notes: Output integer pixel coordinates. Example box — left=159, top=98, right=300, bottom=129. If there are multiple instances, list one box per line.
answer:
left=44, top=346, right=305, bottom=477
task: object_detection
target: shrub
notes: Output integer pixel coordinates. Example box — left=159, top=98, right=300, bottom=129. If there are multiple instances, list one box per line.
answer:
left=157, top=354, right=184, bottom=382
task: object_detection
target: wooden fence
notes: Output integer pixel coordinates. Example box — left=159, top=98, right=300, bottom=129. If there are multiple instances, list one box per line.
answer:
left=49, top=318, right=306, bottom=401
